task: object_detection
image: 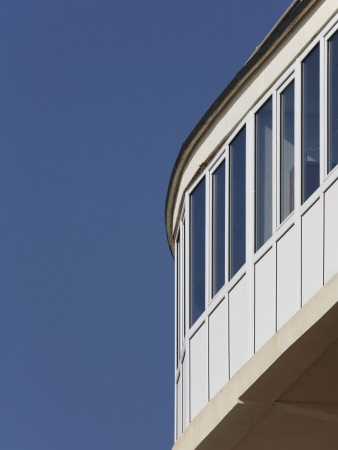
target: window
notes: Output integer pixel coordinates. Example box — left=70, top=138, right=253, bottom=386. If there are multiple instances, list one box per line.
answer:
left=280, top=81, right=295, bottom=223
left=176, top=231, right=181, bottom=365
left=328, top=30, right=338, bottom=172
left=212, top=161, right=225, bottom=296
left=190, top=179, right=205, bottom=326
left=181, top=220, right=186, bottom=340
left=229, top=127, right=246, bottom=278
left=176, top=219, right=186, bottom=364
left=302, top=45, right=320, bottom=201
left=175, top=20, right=338, bottom=335
left=255, top=98, right=273, bottom=250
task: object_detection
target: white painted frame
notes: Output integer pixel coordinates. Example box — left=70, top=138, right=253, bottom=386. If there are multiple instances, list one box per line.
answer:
left=276, top=72, right=296, bottom=228
left=208, top=152, right=226, bottom=305
left=324, top=22, right=338, bottom=178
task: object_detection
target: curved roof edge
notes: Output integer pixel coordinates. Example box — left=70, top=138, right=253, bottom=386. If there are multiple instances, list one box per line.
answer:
left=165, top=0, right=314, bottom=257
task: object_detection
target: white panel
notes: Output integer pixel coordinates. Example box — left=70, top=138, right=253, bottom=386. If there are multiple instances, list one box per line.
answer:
left=277, top=227, right=298, bottom=329
left=176, top=375, right=182, bottom=438
left=255, top=249, right=276, bottom=351
left=209, top=299, right=228, bottom=399
left=229, top=276, right=251, bottom=377
left=190, top=324, right=208, bottom=420
left=325, top=180, right=338, bottom=283
left=182, top=356, right=189, bottom=431
left=302, top=200, right=323, bottom=304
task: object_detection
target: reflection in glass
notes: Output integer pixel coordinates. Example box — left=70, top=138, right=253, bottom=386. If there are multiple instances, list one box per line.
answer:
left=190, top=179, right=205, bottom=326
left=230, top=127, right=246, bottom=278
left=212, top=161, right=225, bottom=296
left=255, top=98, right=272, bottom=251
left=280, top=82, right=295, bottom=223
left=176, top=232, right=181, bottom=363
left=328, top=31, right=338, bottom=172
left=302, top=45, right=320, bottom=202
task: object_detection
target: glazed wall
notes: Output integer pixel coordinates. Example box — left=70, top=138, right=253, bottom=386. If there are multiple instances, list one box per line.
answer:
left=174, top=8, right=338, bottom=440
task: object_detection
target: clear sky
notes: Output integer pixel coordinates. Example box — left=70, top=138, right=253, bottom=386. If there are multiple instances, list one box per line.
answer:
left=0, top=1, right=293, bottom=449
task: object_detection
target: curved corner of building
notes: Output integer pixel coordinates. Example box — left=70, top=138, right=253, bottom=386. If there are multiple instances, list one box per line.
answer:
left=168, top=0, right=338, bottom=448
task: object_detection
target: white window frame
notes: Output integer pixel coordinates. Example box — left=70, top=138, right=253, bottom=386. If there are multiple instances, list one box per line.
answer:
left=299, top=40, right=321, bottom=205
left=227, top=121, right=248, bottom=285
left=186, top=173, right=207, bottom=333
left=251, top=91, right=276, bottom=254
left=324, top=22, right=338, bottom=178
left=276, top=71, right=296, bottom=227
left=175, top=210, right=186, bottom=369
left=208, top=152, right=226, bottom=304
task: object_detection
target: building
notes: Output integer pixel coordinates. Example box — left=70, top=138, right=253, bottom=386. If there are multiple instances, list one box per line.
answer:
left=165, top=0, right=338, bottom=448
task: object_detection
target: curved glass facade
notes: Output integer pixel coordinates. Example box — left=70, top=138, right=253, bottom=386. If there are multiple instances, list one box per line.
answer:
left=172, top=12, right=338, bottom=442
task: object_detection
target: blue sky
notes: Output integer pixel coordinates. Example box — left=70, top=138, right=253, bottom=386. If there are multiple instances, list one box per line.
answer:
left=0, top=1, right=292, bottom=449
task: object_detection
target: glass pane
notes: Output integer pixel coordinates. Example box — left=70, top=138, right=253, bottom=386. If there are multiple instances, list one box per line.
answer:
left=328, top=31, right=338, bottom=172
left=182, top=221, right=185, bottom=339
left=255, top=98, right=272, bottom=251
left=176, top=232, right=181, bottom=363
left=280, top=82, right=295, bottom=223
left=190, top=179, right=205, bottom=326
left=230, top=127, right=246, bottom=278
left=212, top=161, right=225, bottom=296
left=302, top=45, right=320, bottom=202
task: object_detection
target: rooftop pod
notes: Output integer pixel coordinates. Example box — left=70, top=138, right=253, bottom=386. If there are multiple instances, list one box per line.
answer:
left=165, top=1, right=338, bottom=448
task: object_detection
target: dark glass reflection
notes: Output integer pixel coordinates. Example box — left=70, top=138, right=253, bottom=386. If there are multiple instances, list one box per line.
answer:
left=255, top=98, right=272, bottom=251
left=329, top=31, right=338, bottom=172
left=176, top=232, right=181, bottom=363
left=280, top=82, right=295, bottom=223
left=302, top=45, right=320, bottom=202
left=230, top=127, right=246, bottom=278
left=212, top=161, right=225, bottom=296
left=190, top=179, right=205, bottom=326
left=182, top=222, right=185, bottom=339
